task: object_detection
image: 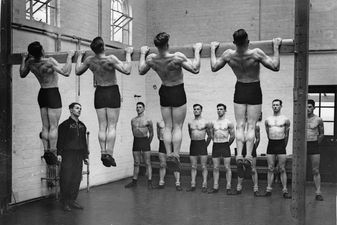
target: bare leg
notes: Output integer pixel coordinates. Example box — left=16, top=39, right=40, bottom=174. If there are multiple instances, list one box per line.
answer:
left=143, top=151, right=152, bottom=181
left=106, top=108, right=120, bottom=156
left=277, top=154, right=288, bottom=193
left=158, top=153, right=167, bottom=185
left=245, top=105, right=261, bottom=161
left=234, top=103, right=247, bottom=161
left=212, top=158, right=220, bottom=190
left=96, top=108, right=108, bottom=154
left=190, top=156, right=198, bottom=187
left=132, top=151, right=141, bottom=180
left=171, top=105, right=187, bottom=157
left=200, top=155, right=208, bottom=188
left=40, top=108, right=50, bottom=151
left=310, top=154, right=322, bottom=195
left=161, top=107, right=173, bottom=156
left=266, top=154, right=276, bottom=192
left=47, top=108, right=62, bottom=151
left=224, top=157, right=232, bottom=190
left=251, top=158, right=258, bottom=192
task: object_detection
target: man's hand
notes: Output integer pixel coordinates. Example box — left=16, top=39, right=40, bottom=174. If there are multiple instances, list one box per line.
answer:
left=193, top=43, right=203, bottom=53
left=140, top=46, right=150, bottom=55
left=83, top=159, right=89, bottom=165
left=273, top=38, right=282, bottom=48
left=211, top=41, right=220, bottom=51
left=67, top=50, right=75, bottom=58
left=57, top=155, right=62, bottom=163
left=125, top=47, right=134, bottom=54
left=76, top=50, right=86, bottom=57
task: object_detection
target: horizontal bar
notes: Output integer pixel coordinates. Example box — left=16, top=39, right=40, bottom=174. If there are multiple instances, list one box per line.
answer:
left=8, top=39, right=294, bottom=65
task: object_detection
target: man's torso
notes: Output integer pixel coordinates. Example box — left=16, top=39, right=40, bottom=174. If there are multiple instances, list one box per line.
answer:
left=212, top=119, right=231, bottom=143
left=266, top=115, right=288, bottom=140
left=132, top=116, right=150, bottom=137
left=189, top=118, right=208, bottom=140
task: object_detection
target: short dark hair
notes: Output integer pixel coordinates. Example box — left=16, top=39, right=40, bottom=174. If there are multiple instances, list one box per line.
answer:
left=272, top=99, right=283, bottom=106
left=193, top=104, right=203, bottom=110
left=90, top=36, right=105, bottom=54
left=217, top=103, right=226, bottom=110
left=137, top=102, right=145, bottom=107
left=233, top=29, right=248, bottom=46
left=69, top=102, right=81, bottom=109
left=28, top=41, right=43, bottom=59
left=308, top=99, right=315, bottom=107
left=154, top=32, right=170, bottom=48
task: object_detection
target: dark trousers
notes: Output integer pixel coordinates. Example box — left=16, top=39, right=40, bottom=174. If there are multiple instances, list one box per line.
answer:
left=60, top=150, right=83, bottom=203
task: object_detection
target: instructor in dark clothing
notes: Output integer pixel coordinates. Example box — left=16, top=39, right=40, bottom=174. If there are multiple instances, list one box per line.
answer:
left=57, top=102, right=88, bottom=211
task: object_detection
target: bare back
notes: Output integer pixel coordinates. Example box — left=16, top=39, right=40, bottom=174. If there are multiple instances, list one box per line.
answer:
left=226, top=49, right=261, bottom=83
left=86, top=55, right=118, bottom=86
left=28, top=58, right=59, bottom=88
left=147, top=53, right=185, bottom=86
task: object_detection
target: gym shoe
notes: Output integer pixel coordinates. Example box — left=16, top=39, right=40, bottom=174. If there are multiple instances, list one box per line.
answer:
left=101, top=154, right=116, bottom=167
left=201, top=187, right=208, bottom=193
left=283, top=192, right=291, bottom=199
left=226, top=189, right=236, bottom=195
left=264, top=191, right=272, bottom=197
left=315, top=194, right=324, bottom=201
left=43, top=150, right=57, bottom=165
left=125, top=180, right=137, bottom=188
left=208, top=188, right=219, bottom=194
left=70, top=201, right=84, bottom=210
left=147, top=180, right=153, bottom=189
left=236, top=189, right=242, bottom=195
left=155, top=184, right=165, bottom=189
left=186, top=186, right=196, bottom=192
left=175, top=185, right=183, bottom=191
left=63, top=203, right=71, bottom=212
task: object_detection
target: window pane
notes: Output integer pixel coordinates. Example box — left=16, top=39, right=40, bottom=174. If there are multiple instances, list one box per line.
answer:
left=308, top=93, right=320, bottom=103
left=320, top=108, right=334, bottom=121
left=321, top=93, right=335, bottom=107
left=323, top=122, right=334, bottom=136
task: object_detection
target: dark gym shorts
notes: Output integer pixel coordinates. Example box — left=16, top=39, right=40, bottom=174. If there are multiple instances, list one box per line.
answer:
left=212, top=142, right=231, bottom=158
left=132, top=137, right=151, bottom=152
left=307, top=141, right=320, bottom=155
left=190, top=140, right=208, bottom=156
left=159, top=140, right=166, bottom=154
left=94, top=85, right=121, bottom=109
left=242, top=143, right=257, bottom=158
left=267, top=139, right=286, bottom=155
left=159, top=83, right=187, bottom=107
left=37, top=87, right=62, bottom=108
left=233, top=81, right=262, bottom=105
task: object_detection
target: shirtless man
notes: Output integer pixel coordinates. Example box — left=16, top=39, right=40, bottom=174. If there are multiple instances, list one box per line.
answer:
left=75, top=37, right=133, bottom=167
left=125, top=102, right=154, bottom=189
left=20, top=41, right=74, bottom=165
left=208, top=104, right=235, bottom=195
left=264, top=99, right=291, bottom=198
left=307, top=99, right=324, bottom=201
left=139, top=32, right=202, bottom=170
left=187, top=104, right=212, bottom=193
left=211, top=29, right=281, bottom=170
left=236, top=113, right=262, bottom=196
left=156, top=119, right=183, bottom=191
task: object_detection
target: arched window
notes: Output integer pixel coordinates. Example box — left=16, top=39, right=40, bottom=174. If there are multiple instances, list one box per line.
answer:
left=111, top=0, right=132, bottom=45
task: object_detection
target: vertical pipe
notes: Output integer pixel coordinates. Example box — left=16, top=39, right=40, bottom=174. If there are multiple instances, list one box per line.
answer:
left=76, top=39, right=81, bottom=100
left=0, top=0, right=12, bottom=214
left=291, top=0, right=310, bottom=224
left=98, top=0, right=102, bottom=36
left=258, top=0, right=262, bottom=41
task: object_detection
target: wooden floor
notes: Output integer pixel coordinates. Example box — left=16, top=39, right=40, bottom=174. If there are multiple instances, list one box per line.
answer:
left=0, top=175, right=336, bottom=225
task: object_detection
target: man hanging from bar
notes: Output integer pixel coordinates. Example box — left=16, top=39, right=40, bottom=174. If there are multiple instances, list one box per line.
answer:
left=138, top=32, right=202, bottom=170
left=20, top=41, right=74, bottom=165
left=210, top=29, right=281, bottom=171
left=75, top=37, right=133, bottom=167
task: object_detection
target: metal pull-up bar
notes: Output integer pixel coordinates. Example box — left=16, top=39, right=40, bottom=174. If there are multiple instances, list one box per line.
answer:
left=8, top=39, right=294, bottom=65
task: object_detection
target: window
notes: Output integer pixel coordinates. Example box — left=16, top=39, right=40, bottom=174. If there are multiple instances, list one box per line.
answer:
left=111, top=0, right=132, bottom=45
left=25, top=0, right=58, bottom=26
left=308, top=92, right=335, bottom=136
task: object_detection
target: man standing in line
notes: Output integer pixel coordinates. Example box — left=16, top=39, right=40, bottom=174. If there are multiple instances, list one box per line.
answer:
left=125, top=102, right=154, bottom=189
left=187, top=104, right=212, bottom=193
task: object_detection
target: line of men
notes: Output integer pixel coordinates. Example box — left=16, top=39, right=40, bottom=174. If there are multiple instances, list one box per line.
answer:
left=125, top=99, right=324, bottom=202
left=20, top=28, right=324, bottom=203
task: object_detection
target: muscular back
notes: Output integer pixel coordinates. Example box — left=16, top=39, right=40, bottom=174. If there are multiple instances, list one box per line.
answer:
left=227, top=49, right=261, bottom=83
left=147, top=53, right=185, bottom=86
left=28, top=58, right=59, bottom=88
left=86, top=56, right=117, bottom=86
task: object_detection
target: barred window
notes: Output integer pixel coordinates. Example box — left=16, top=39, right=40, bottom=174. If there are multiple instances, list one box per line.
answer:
left=25, top=0, right=58, bottom=26
left=111, top=0, right=133, bottom=45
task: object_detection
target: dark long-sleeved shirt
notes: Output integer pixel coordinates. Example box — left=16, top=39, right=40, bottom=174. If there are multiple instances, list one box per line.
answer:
left=57, top=117, right=89, bottom=159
